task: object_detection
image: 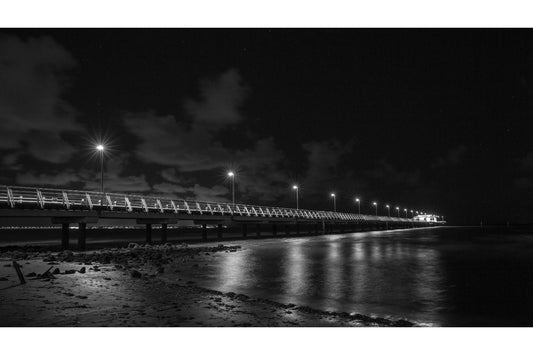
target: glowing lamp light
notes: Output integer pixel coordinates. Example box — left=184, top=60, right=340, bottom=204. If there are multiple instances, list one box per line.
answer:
left=227, top=171, right=234, bottom=177
left=331, top=193, right=335, bottom=197
left=293, top=185, right=298, bottom=190
left=96, top=144, right=104, bottom=151
left=372, top=202, right=377, bottom=206
left=355, top=198, right=360, bottom=202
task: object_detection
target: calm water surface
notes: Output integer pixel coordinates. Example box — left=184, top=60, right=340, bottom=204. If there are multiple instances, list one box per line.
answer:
left=187, top=226, right=533, bottom=326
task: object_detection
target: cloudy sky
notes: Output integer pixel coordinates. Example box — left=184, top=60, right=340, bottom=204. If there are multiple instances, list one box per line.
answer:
left=1, top=29, right=532, bottom=224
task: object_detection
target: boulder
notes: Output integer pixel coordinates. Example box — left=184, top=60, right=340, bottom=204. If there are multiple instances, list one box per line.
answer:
left=130, top=270, right=142, bottom=278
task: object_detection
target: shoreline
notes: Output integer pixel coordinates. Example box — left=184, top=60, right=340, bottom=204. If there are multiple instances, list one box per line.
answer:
left=0, top=242, right=416, bottom=327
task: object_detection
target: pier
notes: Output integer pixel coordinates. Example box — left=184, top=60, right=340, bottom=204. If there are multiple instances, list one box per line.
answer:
left=0, top=185, right=445, bottom=249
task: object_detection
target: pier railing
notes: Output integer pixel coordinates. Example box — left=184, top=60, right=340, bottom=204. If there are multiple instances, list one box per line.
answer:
left=0, top=185, right=440, bottom=223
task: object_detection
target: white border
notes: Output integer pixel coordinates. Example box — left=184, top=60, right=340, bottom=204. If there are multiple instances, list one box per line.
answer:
left=3, top=2, right=533, bottom=353
left=1, top=0, right=533, bottom=27
left=2, top=328, right=533, bottom=355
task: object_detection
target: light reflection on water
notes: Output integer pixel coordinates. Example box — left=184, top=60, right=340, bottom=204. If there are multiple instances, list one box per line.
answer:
left=188, top=227, right=533, bottom=326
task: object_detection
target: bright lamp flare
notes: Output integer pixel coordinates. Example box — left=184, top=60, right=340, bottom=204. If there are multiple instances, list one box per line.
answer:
left=293, top=185, right=298, bottom=190
left=228, top=171, right=234, bottom=177
left=96, top=144, right=104, bottom=151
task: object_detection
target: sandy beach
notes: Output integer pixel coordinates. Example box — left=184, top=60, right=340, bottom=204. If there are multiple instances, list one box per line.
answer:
left=0, top=242, right=414, bottom=327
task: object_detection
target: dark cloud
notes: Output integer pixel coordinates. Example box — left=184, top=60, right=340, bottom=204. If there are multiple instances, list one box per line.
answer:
left=432, top=144, right=468, bottom=168
left=184, top=68, right=248, bottom=126
left=302, top=140, right=352, bottom=190
left=152, top=182, right=188, bottom=196
left=189, top=184, right=230, bottom=202
left=0, top=35, right=81, bottom=163
left=367, top=160, right=421, bottom=187
left=513, top=150, right=533, bottom=194
left=121, top=70, right=291, bottom=202
left=160, top=168, right=188, bottom=184
left=520, top=150, right=533, bottom=171
left=16, top=153, right=151, bottom=193
left=16, top=170, right=81, bottom=187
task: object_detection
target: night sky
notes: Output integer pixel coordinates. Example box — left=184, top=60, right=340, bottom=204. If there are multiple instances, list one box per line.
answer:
left=1, top=29, right=532, bottom=225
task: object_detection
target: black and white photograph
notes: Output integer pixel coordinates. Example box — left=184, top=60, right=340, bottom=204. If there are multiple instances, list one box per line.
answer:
left=1, top=1, right=533, bottom=354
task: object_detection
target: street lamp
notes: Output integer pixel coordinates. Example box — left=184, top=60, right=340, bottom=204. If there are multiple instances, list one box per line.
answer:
left=228, top=171, right=235, bottom=205
left=355, top=198, right=361, bottom=214
left=410, top=210, right=414, bottom=218
left=396, top=206, right=400, bottom=217
left=373, top=202, right=378, bottom=216
left=330, top=193, right=336, bottom=212
left=96, top=144, right=104, bottom=192
left=386, top=204, right=390, bottom=217
left=404, top=208, right=408, bottom=217
left=293, top=185, right=299, bottom=210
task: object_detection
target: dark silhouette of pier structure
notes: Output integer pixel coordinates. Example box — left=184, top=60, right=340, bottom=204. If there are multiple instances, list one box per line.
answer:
left=0, top=186, right=444, bottom=249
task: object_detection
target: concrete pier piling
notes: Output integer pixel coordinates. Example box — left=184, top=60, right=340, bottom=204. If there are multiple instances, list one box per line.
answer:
left=78, top=222, right=86, bottom=250
left=242, top=224, right=247, bottom=237
left=202, top=224, right=207, bottom=240
left=272, top=224, right=277, bottom=237
left=61, top=223, right=69, bottom=249
left=145, top=223, right=152, bottom=244
left=161, top=223, right=168, bottom=243
left=217, top=224, right=223, bottom=239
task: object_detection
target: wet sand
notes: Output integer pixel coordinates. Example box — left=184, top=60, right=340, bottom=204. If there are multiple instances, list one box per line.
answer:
left=0, top=242, right=414, bottom=327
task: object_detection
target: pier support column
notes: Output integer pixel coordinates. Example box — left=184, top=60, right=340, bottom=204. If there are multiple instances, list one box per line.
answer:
left=78, top=222, right=86, bottom=250
left=256, top=224, right=261, bottom=237
left=217, top=224, right=223, bottom=239
left=61, top=223, right=70, bottom=250
left=161, top=223, right=168, bottom=243
left=285, top=224, right=290, bottom=237
left=340, top=224, right=345, bottom=234
left=242, top=224, right=247, bottom=238
left=202, top=224, right=207, bottom=240
left=314, top=223, right=319, bottom=235
left=272, top=224, right=277, bottom=237
left=296, top=223, right=300, bottom=236
left=145, top=223, right=152, bottom=244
